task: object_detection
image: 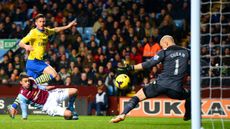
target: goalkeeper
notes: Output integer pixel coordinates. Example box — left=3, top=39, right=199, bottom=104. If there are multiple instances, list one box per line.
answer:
left=7, top=73, right=79, bottom=120
left=110, top=35, right=191, bottom=123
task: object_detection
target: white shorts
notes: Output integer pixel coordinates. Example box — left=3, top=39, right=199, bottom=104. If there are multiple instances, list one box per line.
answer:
left=42, top=89, right=69, bottom=116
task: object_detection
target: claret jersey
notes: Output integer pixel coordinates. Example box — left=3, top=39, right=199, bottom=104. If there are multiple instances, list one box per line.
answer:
left=19, top=80, right=49, bottom=105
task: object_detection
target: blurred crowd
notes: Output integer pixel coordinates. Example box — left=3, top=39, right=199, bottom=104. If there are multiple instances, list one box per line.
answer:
left=0, top=0, right=229, bottom=96
left=200, top=0, right=230, bottom=87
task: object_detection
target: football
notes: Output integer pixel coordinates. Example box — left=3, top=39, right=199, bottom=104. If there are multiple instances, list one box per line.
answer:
left=114, top=74, right=130, bottom=89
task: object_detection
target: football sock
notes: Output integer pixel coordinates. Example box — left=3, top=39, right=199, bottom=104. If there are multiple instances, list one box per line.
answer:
left=185, top=97, right=191, bottom=115
left=12, top=97, right=20, bottom=109
left=35, top=74, right=53, bottom=84
left=122, top=96, right=140, bottom=115
left=68, top=95, right=77, bottom=112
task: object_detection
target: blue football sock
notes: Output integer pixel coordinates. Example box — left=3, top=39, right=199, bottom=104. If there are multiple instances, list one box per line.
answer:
left=68, top=95, right=77, bottom=112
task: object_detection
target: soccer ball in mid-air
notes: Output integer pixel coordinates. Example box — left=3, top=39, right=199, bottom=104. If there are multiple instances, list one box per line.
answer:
left=114, top=74, right=130, bottom=89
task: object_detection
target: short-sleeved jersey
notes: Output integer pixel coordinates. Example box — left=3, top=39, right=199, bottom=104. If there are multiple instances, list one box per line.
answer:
left=142, top=45, right=190, bottom=91
left=20, top=27, right=55, bottom=60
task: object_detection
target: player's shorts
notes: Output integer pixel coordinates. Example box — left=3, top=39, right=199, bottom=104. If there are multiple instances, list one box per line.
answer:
left=143, top=82, right=190, bottom=100
left=26, top=59, right=49, bottom=78
left=42, top=89, right=69, bottom=116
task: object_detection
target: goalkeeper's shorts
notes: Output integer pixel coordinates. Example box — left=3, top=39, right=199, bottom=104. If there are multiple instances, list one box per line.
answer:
left=143, top=83, right=190, bottom=100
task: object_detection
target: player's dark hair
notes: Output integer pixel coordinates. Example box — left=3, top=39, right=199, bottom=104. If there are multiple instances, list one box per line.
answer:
left=19, top=73, right=29, bottom=81
left=34, top=14, right=45, bottom=21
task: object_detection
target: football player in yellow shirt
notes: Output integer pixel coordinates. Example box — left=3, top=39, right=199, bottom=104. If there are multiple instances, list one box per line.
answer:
left=8, top=14, right=79, bottom=120
left=19, top=14, right=77, bottom=84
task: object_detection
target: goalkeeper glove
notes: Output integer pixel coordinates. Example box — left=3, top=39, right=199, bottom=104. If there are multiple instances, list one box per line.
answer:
left=117, top=65, right=134, bottom=73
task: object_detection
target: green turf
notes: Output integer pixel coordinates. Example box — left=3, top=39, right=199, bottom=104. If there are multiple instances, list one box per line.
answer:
left=0, top=115, right=229, bottom=129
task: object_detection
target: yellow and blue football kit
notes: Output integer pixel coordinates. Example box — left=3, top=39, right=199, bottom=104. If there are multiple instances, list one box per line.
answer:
left=20, top=27, right=55, bottom=79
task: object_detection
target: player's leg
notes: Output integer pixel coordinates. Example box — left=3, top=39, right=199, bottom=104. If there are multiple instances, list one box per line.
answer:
left=45, top=105, right=73, bottom=120
left=58, top=108, right=78, bottom=120
left=44, top=90, right=74, bottom=120
left=121, top=88, right=146, bottom=114
left=183, top=97, right=191, bottom=121
left=110, top=89, right=147, bottom=123
left=166, top=88, right=191, bottom=121
left=36, top=65, right=57, bottom=84
left=110, top=83, right=162, bottom=123
left=48, top=88, right=79, bottom=120
left=25, top=59, right=54, bottom=84
left=67, top=88, right=79, bottom=120
left=182, top=89, right=191, bottom=121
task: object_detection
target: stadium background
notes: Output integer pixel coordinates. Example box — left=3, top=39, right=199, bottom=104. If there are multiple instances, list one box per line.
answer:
left=0, top=0, right=229, bottom=120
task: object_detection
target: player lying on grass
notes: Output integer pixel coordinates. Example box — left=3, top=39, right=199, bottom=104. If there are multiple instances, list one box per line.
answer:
left=7, top=73, right=79, bottom=120
left=110, top=35, right=191, bottom=123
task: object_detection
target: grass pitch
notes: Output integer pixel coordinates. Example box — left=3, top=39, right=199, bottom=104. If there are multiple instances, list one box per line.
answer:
left=0, top=115, right=229, bottom=129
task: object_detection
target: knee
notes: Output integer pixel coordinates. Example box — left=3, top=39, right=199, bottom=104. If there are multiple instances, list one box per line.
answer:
left=64, top=110, right=72, bottom=120
left=72, top=88, right=78, bottom=95
left=69, top=88, right=78, bottom=97
left=52, top=72, right=58, bottom=78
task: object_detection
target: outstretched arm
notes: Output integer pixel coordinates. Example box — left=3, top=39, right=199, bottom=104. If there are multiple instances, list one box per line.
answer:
left=53, top=19, right=77, bottom=32
left=20, top=99, right=28, bottom=119
left=37, top=84, right=57, bottom=91
left=17, top=94, right=29, bottom=119
left=130, top=58, right=160, bottom=71
left=119, top=50, right=165, bottom=72
left=45, top=86, right=56, bottom=91
left=140, top=56, right=162, bottom=70
left=140, top=50, right=165, bottom=70
left=116, top=60, right=157, bottom=73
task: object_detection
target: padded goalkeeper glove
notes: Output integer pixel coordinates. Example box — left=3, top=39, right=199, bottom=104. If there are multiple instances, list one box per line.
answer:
left=117, top=65, right=134, bottom=73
